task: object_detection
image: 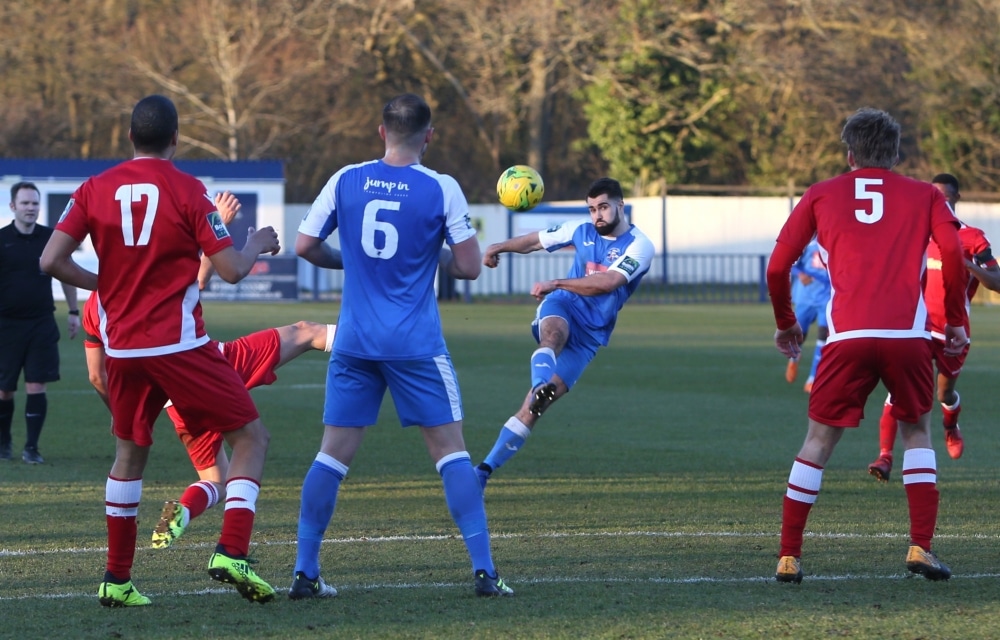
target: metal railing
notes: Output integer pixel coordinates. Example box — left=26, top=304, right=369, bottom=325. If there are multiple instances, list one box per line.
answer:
left=305, top=253, right=770, bottom=304
left=445, top=252, right=770, bottom=303
left=299, top=251, right=768, bottom=304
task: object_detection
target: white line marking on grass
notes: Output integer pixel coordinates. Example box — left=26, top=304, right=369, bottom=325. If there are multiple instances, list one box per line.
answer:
left=56, top=383, right=326, bottom=395
left=2, top=529, right=998, bottom=558
left=3, top=573, right=1000, bottom=603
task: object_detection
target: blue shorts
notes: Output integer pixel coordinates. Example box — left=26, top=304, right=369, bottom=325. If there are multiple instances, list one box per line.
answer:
left=795, top=303, right=828, bottom=332
left=323, top=352, right=463, bottom=427
left=532, top=297, right=600, bottom=390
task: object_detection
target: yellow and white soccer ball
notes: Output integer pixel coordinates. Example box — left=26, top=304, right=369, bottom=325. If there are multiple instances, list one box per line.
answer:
left=496, top=165, right=544, bottom=212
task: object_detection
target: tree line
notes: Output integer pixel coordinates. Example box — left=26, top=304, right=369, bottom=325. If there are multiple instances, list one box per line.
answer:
left=1, top=0, right=997, bottom=203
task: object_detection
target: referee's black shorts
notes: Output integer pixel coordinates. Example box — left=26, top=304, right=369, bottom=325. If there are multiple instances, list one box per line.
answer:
left=0, top=315, right=61, bottom=390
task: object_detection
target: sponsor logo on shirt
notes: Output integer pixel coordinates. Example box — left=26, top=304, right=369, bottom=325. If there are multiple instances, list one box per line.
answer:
left=59, top=198, right=75, bottom=223
left=619, top=256, right=640, bottom=276
left=364, top=177, right=411, bottom=194
left=207, top=211, right=230, bottom=240
left=585, top=261, right=609, bottom=276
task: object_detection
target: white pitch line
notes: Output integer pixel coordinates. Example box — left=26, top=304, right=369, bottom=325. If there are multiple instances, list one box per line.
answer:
left=3, top=572, right=1000, bottom=603
left=2, top=529, right=998, bottom=558
left=56, top=383, right=325, bottom=395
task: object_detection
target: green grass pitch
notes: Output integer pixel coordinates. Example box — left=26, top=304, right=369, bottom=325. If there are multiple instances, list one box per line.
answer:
left=2, top=301, right=1000, bottom=639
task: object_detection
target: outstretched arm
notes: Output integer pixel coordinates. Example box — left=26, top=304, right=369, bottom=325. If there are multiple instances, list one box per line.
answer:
left=483, top=232, right=543, bottom=268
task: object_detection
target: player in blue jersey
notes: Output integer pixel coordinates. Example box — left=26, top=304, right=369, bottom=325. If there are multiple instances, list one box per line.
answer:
left=784, top=239, right=830, bottom=393
left=292, top=93, right=512, bottom=599
left=474, top=177, right=655, bottom=488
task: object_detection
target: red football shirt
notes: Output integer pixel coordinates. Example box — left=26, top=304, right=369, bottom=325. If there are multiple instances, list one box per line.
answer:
left=767, top=168, right=966, bottom=342
left=924, top=223, right=997, bottom=336
left=57, top=157, right=232, bottom=357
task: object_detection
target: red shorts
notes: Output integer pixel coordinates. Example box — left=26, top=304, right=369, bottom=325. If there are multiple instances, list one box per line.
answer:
left=808, top=337, right=933, bottom=427
left=107, top=342, right=259, bottom=447
left=931, top=337, right=968, bottom=379
left=166, top=330, right=280, bottom=469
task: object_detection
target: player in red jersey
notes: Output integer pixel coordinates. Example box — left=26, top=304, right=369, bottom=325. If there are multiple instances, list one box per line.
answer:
left=868, top=174, right=1000, bottom=481
left=40, top=95, right=281, bottom=607
left=80, top=290, right=335, bottom=550
left=766, top=108, right=970, bottom=585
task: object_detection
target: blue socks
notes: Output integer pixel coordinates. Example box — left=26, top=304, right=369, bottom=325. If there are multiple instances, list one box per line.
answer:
left=296, top=451, right=499, bottom=577
left=438, top=452, right=494, bottom=574
left=482, top=417, right=532, bottom=472
left=530, top=347, right=556, bottom=389
left=294, top=452, right=348, bottom=579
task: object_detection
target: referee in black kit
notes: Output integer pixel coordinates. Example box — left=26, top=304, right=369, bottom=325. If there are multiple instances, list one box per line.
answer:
left=0, top=181, right=79, bottom=464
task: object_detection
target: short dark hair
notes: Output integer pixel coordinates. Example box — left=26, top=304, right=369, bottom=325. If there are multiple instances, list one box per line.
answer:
left=931, top=173, right=960, bottom=193
left=587, top=177, right=624, bottom=201
left=10, top=181, right=39, bottom=204
left=130, top=94, right=178, bottom=153
left=840, top=108, right=900, bottom=169
left=382, top=93, right=432, bottom=141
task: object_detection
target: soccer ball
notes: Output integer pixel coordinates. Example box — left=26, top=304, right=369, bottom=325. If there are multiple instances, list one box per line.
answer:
left=497, top=165, right=544, bottom=212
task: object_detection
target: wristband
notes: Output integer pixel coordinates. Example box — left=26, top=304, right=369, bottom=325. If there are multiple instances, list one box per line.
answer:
left=68, top=310, right=80, bottom=316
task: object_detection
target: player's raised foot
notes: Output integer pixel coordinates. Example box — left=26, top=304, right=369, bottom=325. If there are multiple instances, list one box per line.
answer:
left=775, top=555, right=803, bottom=583
left=944, top=425, right=964, bottom=459
left=528, top=383, right=557, bottom=417
left=208, top=549, right=276, bottom=604
left=803, top=377, right=814, bottom=394
left=288, top=572, right=338, bottom=599
left=151, top=500, right=186, bottom=549
left=474, top=569, right=514, bottom=597
left=785, top=359, right=798, bottom=383
left=98, top=579, right=151, bottom=607
left=475, top=463, right=492, bottom=490
left=906, top=545, right=951, bottom=581
left=867, top=454, right=893, bottom=483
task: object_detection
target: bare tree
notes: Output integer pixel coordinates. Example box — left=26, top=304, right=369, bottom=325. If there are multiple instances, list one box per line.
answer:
left=127, top=0, right=355, bottom=161
left=0, top=0, right=148, bottom=158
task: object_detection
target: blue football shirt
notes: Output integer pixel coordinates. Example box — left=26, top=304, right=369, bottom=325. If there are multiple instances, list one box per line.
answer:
left=790, top=239, right=831, bottom=310
left=538, top=219, right=654, bottom=345
left=299, top=160, right=476, bottom=359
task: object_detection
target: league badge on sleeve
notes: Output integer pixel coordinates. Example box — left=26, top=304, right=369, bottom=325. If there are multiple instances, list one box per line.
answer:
left=206, top=211, right=231, bottom=240
left=58, top=198, right=75, bottom=223
left=619, top=256, right=640, bottom=276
